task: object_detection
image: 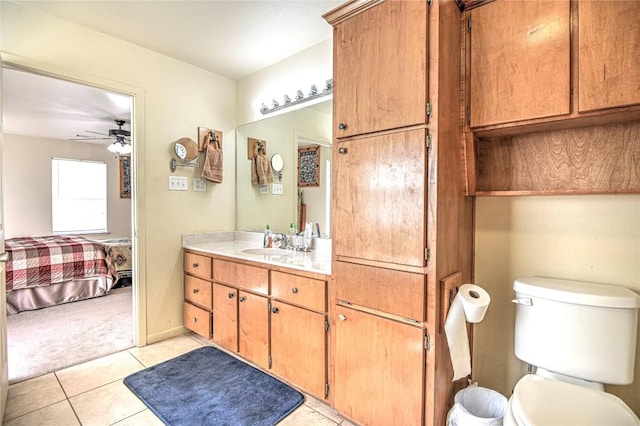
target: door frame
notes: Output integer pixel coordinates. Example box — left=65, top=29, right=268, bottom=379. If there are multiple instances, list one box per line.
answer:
left=0, top=52, right=147, bottom=346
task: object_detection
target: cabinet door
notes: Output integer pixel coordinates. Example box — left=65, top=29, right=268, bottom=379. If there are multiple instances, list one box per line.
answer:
left=271, top=302, right=326, bottom=399
left=334, top=305, right=425, bottom=426
left=578, top=1, right=640, bottom=112
left=470, top=0, right=570, bottom=127
left=212, top=283, right=238, bottom=352
left=334, top=129, right=427, bottom=267
left=334, top=0, right=427, bottom=138
left=238, top=291, right=269, bottom=370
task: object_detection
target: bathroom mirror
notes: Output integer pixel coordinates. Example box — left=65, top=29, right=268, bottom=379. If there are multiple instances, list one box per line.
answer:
left=174, top=137, right=199, bottom=162
left=236, top=100, right=332, bottom=235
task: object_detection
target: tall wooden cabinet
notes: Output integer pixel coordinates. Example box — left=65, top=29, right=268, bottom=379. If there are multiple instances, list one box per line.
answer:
left=333, top=0, right=428, bottom=138
left=325, top=1, right=474, bottom=425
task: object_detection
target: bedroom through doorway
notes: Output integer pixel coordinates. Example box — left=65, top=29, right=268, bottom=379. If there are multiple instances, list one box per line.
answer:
left=1, top=65, right=136, bottom=383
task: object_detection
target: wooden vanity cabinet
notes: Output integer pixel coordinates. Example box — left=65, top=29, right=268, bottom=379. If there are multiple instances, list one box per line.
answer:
left=270, top=271, right=328, bottom=399
left=333, top=0, right=428, bottom=138
left=183, top=251, right=213, bottom=338
left=469, top=0, right=570, bottom=128
left=333, top=128, right=428, bottom=268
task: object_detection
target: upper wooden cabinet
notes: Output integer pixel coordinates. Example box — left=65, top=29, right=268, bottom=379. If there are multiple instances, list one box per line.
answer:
left=469, top=0, right=571, bottom=127
left=333, top=128, right=428, bottom=267
left=578, top=1, right=640, bottom=112
left=331, top=0, right=428, bottom=138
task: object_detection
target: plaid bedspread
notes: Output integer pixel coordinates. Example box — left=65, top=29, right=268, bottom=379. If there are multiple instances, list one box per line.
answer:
left=5, top=236, right=110, bottom=292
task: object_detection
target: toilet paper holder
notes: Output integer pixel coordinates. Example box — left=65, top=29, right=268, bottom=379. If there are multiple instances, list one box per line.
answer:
left=440, top=272, right=463, bottom=333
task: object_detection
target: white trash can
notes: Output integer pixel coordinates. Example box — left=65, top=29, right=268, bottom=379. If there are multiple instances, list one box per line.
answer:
left=446, top=386, right=508, bottom=426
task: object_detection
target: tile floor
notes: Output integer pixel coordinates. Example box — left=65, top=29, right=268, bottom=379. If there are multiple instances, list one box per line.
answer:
left=3, top=332, right=355, bottom=426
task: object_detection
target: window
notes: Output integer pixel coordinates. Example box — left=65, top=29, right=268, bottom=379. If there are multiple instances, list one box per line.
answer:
left=52, top=158, right=107, bottom=234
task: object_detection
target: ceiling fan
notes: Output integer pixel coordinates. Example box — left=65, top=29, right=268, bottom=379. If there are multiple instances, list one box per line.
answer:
left=71, top=119, right=132, bottom=154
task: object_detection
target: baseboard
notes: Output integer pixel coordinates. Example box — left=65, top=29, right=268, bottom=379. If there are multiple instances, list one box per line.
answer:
left=145, top=326, right=189, bottom=346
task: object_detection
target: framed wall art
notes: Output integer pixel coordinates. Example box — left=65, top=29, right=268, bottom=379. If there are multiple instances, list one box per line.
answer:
left=298, top=145, right=320, bottom=187
left=120, top=156, right=131, bottom=198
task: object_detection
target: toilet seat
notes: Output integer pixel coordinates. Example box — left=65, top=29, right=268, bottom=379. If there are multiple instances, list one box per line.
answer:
left=511, top=375, right=640, bottom=425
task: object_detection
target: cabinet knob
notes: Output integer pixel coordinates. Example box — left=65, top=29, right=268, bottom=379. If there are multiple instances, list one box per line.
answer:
left=291, top=287, right=298, bottom=294
left=338, top=314, right=346, bottom=321
left=192, top=263, right=199, bottom=268
left=192, top=317, right=197, bottom=323
left=338, top=147, right=348, bottom=154
left=271, top=307, right=279, bottom=314
left=228, top=292, right=235, bottom=299
left=239, top=296, right=246, bottom=302
left=192, top=288, right=199, bottom=294
left=338, top=123, right=347, bottom=130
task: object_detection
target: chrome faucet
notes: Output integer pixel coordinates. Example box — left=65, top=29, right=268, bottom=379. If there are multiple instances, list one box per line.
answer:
left=272, top=233, right=291, bottom=249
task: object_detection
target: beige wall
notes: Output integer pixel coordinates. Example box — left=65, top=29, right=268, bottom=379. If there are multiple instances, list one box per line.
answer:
left=1, top=2, right=236, bottom=343
left=3, top=134, right=131, bottom=239
left=473, top=194, right=640, bottom=414
left=236, top=39, right=332, bottom=126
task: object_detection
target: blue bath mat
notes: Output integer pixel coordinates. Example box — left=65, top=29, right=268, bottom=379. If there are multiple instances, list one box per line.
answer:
left=123, top=346, right=304, bottom=426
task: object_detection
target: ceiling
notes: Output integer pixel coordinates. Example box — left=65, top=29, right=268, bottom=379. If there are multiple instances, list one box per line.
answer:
left=2, top=0, right=341, bottom=143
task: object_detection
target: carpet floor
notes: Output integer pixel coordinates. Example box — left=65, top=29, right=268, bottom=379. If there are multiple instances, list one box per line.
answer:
left=7, top=287, right=134, bottom=383
left=124, top=346, right=304, bottom=426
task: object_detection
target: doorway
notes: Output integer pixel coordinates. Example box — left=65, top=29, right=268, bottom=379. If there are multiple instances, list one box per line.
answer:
left=1, top=65, right=138, bottom=382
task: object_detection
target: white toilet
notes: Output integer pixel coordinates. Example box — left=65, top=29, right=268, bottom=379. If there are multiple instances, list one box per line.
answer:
left=504, top=276, right=640, bottom=425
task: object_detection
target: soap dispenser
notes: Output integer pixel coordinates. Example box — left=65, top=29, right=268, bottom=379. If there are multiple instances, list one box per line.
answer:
left=264, top=225, right=273, bottom=248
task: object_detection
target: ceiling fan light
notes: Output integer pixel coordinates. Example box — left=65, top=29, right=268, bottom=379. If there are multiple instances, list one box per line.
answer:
left=120, top=144, right=132, bottom=155
left=107, top=142, right=120, bottom=153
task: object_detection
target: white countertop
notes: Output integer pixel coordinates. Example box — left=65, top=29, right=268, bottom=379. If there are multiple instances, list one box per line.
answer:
left=182, top=231, right=331, bottom=276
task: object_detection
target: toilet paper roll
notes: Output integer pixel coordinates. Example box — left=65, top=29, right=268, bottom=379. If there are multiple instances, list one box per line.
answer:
left=444, top=284, right=491, bottom=381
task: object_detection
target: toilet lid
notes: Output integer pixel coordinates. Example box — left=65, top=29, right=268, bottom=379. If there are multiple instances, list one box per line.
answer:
left=512, top=375, right=640, bottom=425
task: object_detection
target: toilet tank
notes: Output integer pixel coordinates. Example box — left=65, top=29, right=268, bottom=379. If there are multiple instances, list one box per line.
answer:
left=513, top=276, right=640, bottom=385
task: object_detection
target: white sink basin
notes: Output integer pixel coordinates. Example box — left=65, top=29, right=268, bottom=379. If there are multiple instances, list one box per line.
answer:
left=242, top=248, right=293, bottom=256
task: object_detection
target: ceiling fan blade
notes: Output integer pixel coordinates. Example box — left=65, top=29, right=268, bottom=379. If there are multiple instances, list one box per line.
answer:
left=85, top=130, right=110, bottom=136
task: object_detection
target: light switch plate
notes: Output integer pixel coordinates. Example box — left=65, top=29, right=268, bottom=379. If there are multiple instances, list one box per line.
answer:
left=169, top=176, right=188, bottom=191
left=260, top=185, right=269, bottom=194
left=193, top=177, right=206, bottom=192
left=272, top=183, right=283, bottom=195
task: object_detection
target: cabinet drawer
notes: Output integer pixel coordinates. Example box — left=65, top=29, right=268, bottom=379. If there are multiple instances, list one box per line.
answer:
left=183, top=302, right=211, bottom=339
left=184, top=252, right=212, bottom=279
left=335, top=262, right=426, bottom=321
left=213, top=259, right=269, bottom=295
left=271, top=271, right=326, bottom=312
left=184, top=275, right=212, bottom=310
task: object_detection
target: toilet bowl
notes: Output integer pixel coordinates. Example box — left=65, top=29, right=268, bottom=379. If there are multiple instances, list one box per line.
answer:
left=504, top=375, right=640, bottom=426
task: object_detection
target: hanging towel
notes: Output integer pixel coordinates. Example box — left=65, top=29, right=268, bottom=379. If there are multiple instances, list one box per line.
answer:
left=251, top=141, right=272, bottom=185
left=255, top=152, right=273, bottom=185
left=201, top=132, right=223, bottom=183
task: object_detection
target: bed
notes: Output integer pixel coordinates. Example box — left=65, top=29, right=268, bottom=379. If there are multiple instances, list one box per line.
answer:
left=100, top=238, right=133, bottom=287
left=5, top=235, right=115, bottom=314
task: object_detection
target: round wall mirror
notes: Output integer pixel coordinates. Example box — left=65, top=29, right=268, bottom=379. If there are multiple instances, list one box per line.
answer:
left=271, top=153, right=284, bottom=172
left=174, top=137, right=199, bottom=162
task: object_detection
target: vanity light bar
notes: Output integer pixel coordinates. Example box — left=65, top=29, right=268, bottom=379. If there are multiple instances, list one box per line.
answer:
left=260, top=79, right=333, bottom=115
